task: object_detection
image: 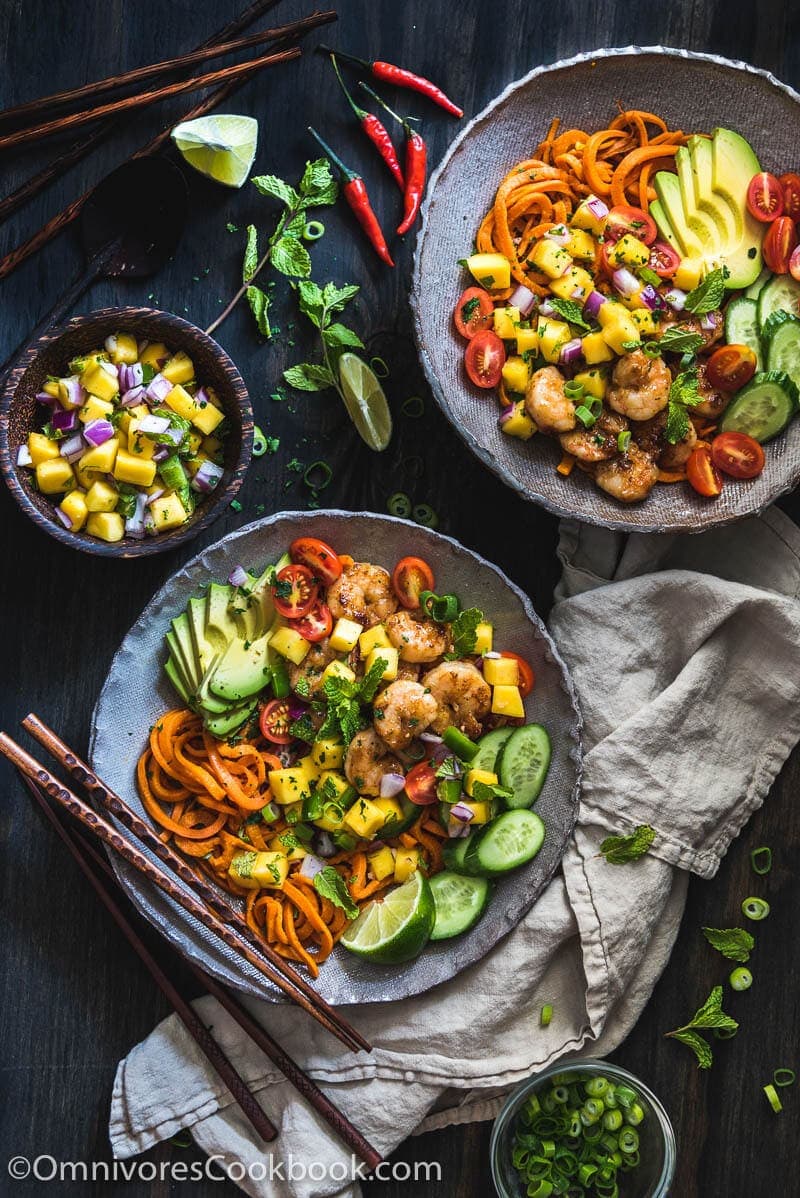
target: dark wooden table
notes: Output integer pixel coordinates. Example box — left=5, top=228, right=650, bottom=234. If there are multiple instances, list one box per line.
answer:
left=1, top=1, right=799, bottom=1194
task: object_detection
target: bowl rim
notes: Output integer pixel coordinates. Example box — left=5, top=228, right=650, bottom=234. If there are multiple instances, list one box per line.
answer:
left=411, top=45, right=800, bottom=535
left=489, top=1057, right=677, bottom=1198
left=0, top=305, right=253, bottom=558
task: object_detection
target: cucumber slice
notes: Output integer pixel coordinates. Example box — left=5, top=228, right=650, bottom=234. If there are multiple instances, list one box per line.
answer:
left=498, top=724, right=552, bottom=809
left=724, top=296, right=762, bottom=370
left=470, top=727, right=514, bottom=774
left=743, top=266, right=771, bottom=301
left=757, top=274, right=800, bottom=334
left=442, top=831, right=477, bottom=872
left=464, top=809, right=546, bottom=877
left=763, top=311, right=800, bottom=397
left=719, top=371, right=799, bottom=443
left=429, top=871, right=491, bottom=940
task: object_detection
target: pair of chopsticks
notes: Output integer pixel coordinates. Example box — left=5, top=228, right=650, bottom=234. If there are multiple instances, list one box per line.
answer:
left=0, top=3, right=337, bottom=277
left=0, top=717, right=381, bottom=1169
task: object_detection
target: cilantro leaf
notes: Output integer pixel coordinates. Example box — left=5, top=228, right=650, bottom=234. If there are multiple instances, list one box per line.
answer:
left=242, top=224, right=259, bottom=283
left=313, top=866, right=359, bottom=919
left=701, top=926, right=754, bottom=963
left=251, top=174, right=300, bottom=208
left=447, top=608, right=484, bottom=658
left=658, top=326, right=704, bottom=355
left=549, top=297, right=591, bottom=332
left=283, top=362, right=335, bottom=392
left=684, top=268, right=726, bottom=314
left=668, top=1028, right=714, bottom=1070
left=598, top=825, right=655, bottom=864
left=271, top=235, right=312, bottom=279
left=246, top=285, right=271, bottom=338
left=323, top=322, right=364, bottom=350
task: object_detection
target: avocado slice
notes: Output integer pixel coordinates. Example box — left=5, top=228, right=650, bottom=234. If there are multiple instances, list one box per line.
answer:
left=209, top=631, right=272, bottom=701
left=188, top=595, right=216, bottom=675
left=653, top=171, right=704, bottom=258
left=204, top=697, right=258, bottom=739
left=165, top=656, right=191, bottom=705
left=711, top=127, right=763, bottom=288
left=688, top=135, right=738, bottom=247
left=195, top=656, right=234, bottom=715
left=676, top=145, right=723, bottom=255
left=232, top=565, right=278, bottom=642
left=165, top=631, right=195, bottom=699
left=169, top=612, right=200, bottom=692
left=206, top=582, right=239, bottom=653
left=649, top=200, right=684, bottom=258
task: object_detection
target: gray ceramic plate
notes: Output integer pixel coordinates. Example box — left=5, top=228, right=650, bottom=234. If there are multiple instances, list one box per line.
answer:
left=412, top=47, right=800, bottom=534
left=90, top=511, right=582, bottom=1005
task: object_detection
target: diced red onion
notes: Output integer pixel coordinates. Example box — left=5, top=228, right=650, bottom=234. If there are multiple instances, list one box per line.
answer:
left=54, top=505, right=73, bottom=529
left=586, top=196, right=610, bottom=221
left=299, top=854, right=327, bottom=880
left=137, top=414, right=171, bottom=436
left=612, top=268, right=640, bottom=298
left=191, top=460, right=224, bottom=493
left=228, top=564, right=248, bottom=587
left=544, top=224, right=570, bottom=247
left=639, top=283, right=663, bottom=311
left=287, top=697, right=308, bottom=721
left=145, top=488, right=165, bottom=507
left=35, top=391, right=56, bottom=406
left=145, top=373, right=172, bottom=403
left=144, top=509, right=158, bottom=536
left=560, top=338, right=584, bottom=365
left=61, top=376, right=85, bottom=407
left=118, top=362, right=143, bottom=392
left=126, top=492, right=148, bottom=540
left=664, top=287, right=687, bottom=311
left=83, top=418, right=115, bottom=447
left=380, top=772, right=407, bottom=798
left=509, top=283, right=537, bottom=317
left=701, top=312, right=718, bottom=332
left=418, top=732, right=443, bottom=745
left=583, top=290, right=607, bottom=319
left=315, top=831, right=337, bottom=858
left=428, top=741, right=451, bottom=765
left=59, top=432, right=85, bottom=462
left=499, top=405, right=516, bottom=426
left=52, top=408, right=79, bottom=433
left=121, top=385, right=146, bottom=407
left=153, top=447, right=170, bottom=463
left=538, top=299, right=555, bottom=316
left=163, top=425, right=185, bottom=447
left=194, top=386, right=210, bottom=406
left=483, top=651, right=501, bottom=659
left=17, top=445, right=32, bottom=467
left=448, top=821, right=471, bottom=839
left=450, top=801, right=475, bottom=823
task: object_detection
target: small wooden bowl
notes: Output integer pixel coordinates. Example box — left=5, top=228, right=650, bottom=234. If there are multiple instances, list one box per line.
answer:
left=0, top=306, right=253, bottom=558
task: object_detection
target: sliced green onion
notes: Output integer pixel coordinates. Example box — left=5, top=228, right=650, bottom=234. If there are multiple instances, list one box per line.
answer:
left=564, top=381, right=585, bottom=400
left=303, top=219, right=325, bottom=241
left=585, top=1077, right=610, bottom=1098
left=617, top=430, right=631, bottom=453
left=764, top=1083, right=783, bottom=1113
left=387, top=491, right=412, bottom=518
left=603, top=1109, right=623, bottom=1131
left=420, top=590, right=460, bottom=623
left=642, top=340, right=662, bottom=358
left=401, top=454, right=424, bottom=479
left=574, top=404, right=597, bottom=428
left=624, top=1103, right=644, bottom=1127
left=729, top=966, right=753, bottom=991
left=540, top=1003, right=553, bottom=1028
left=618, top=1127, right=639, bottom=1154
left=401, top=395, right=425, bottom=418
left=370, top=356, right=390, bottom=378
left=742, top=896, right=770, bottom=921
left=252, top=425, right=268, bottom=456
left=260, top=801, right=280, bottom=823
left=750, top=846, right=772, bottom=875
left=303, top=460, right=332, bottom=491
left=412, top=503, right=438, bottom=528
left=774, top=1069, right=796, bottom=1087
left=551, top=1085, right=569, bottom=1104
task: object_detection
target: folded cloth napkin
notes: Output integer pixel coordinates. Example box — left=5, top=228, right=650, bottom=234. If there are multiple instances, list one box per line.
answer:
left=110, top=507, right=800, bottom=1198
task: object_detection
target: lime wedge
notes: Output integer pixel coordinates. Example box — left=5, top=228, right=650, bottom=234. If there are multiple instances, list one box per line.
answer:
left=340, top=870, right=435, bottom=964
left=337, top=352, right=393, bottom=451
left=171, top=115, right=258, bottom=189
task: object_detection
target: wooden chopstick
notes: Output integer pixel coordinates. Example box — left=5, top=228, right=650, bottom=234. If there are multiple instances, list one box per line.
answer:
left=17, top=770, right=278, bottom=1145
left=0, top=17, right=331, bottom=131
left=0, top=6, right=337, bottom=272
left=22, top=713, right=370, bottom=1056
left=0, top=732, right=365, bottom=1054
left=0, top=46, right=300, bottom=154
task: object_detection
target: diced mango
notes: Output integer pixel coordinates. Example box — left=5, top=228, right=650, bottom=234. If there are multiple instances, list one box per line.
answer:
left=483, top=656, right=519, bottom=686
left=464, top=768, right=498, bottom=797
left=229, top=850, right=289, bottom=890
left=186, top=430, right=203, bottom=455
left=492, top=684, right=525, bottom=718
left=162, top=351, right=194, bottom=385
left=268, top=764, right=314, bottom=805
left=365, top=646, right=398, bottom=682
left=148, top=493, right=189, bottom=532
left=674, top=257, right=704, bottom=291
left=549, top=265, right=594, bottom=302
left=607, top=234, right=650, bottom=268
left=86, top=511, right=125, bottom=542
left=570, top=195, right=608, bottom=235
left=27, top=432, right=60, bottom=465
left=270, top=626, right=311, bottom=664
left=598, top=303, right=641, bottom=355
left=84, top=480, right=119, bottom=512
left=311, top=738, right=345, bottom=771
left=501, top=355, right=529, bottom=394
left=537, top=317, right=571, bottom=364
left=57, top=489, right=88, bottom=531
left=567, top=228, right=596, bottom=260
left=118, top=403, right=149, bottom=435
left=493, top=306, right=521, bottom=340
left=79, top=437, right=119, bottom=475
left=114, top=449, right=156, bottom=487
left=106, top=333, right=138, bottom=365
left=368, top=845, right=396, bottom=882
left=581, top=331, right=615, bottom=364
left=163, top=384, right=197, bottom=423
left=79, top=395, right=115, bottom=424
left=139, top=342, right=168, bottom=369
left=57, top=376, right=86, bottom=410
left=573, top=368, right=609, bottom=401
left=372, top=796, right=404, bottom=826
left=81, top=362, right=119, bottom=401
left=458, top=801, right=492, bottom=825
left=501, top=401, right=537, bottom=440
left=474, top=622, right=494, bottom=654
left=35, top=458, right=74, bottom=494
left=343, top=797, right=386, bottom=841
left=330, top=617, right=363, bottom=653
left=202, top=434, right=223, bottom=457
left=269, top=832, right=306, bottom=862
left=515, top=326, right=540, bottom=355
left=531, top=240, right=572, bottom=279
left=394, top=847, right=420, bottom=883
left=465, top=252, right=511, bottom=291
left=42, top=380, right=60, bottom=399
left=192, top=396, right=225, bottom=436
left=322, top=659, right=356, bottom=686
left=631, top=309, right=659, bottom=335
left=359, top=623, right=391, bottom=656
left=127, top=420, right=158, bottom=460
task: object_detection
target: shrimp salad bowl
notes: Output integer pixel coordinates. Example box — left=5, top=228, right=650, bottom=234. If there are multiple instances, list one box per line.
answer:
left=90, top=511, right=582, bottom=1004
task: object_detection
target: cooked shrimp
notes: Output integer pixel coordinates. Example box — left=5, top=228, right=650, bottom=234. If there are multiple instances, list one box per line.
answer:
left=288, top=639, right=336, bottom=696
left=607, top=350, right=671, bottom=421
left=326, top=561, right=397, bottom=628
left=592, top=443, right=659, bottom=503
left=692, top=360, right=732, bottom=419
left=422, top=661, right=491, bottom=739
left=344, top=727, right=403, bottom=796
left=633, top=410, right=697, bottom=468
left=659, top=310, right=724, bottom=350
left=395, top=661, right=421, bottom=683
left=559, top=409, right=629, bottom=462
left=525, top=365, right=576, bottom=433
left=373, top=680, right=438, bottom=751
left=386, top=610, right=449, bottom=662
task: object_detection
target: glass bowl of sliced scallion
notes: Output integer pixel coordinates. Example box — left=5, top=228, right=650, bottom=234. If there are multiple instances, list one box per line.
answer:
left=490, top=1059, right=675, bottom=1198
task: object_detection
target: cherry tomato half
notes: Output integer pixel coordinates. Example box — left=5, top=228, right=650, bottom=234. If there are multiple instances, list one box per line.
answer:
left=499, top=651, right=535, bottom=698
left=465, top=329, right=506, bottom=389
left=404, top=762, right=439, bottom=805
left=705, top=344, right=758, bottom=393
left=272, top=564, right=319, bottom=619
left=259, top=698, right=294, bottom=744
left=605, top=204, right=657, bottom=246
left=392, top=556, right=435, bottom=609
left=790, top=245, right=800, bottom=283
left=747, top=172, right=784, bottom=222
left=686, top=446, right=723, bottom=498
left=290, top=536, right=342, bottom=586
left=780, top=172, right=800, bottom=221
left=453, top=286, right=494, bottom=339
left=711, top=432, right=766, bottom=479
left=763, top=216, right=798, bottom=274
left=292, top=602, right=333, bottom=643
left=648, top=240, right=681, bottom=278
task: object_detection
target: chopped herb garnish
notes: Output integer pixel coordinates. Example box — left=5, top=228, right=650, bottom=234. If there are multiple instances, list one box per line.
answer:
left=598, top=824, right=655, bottom=864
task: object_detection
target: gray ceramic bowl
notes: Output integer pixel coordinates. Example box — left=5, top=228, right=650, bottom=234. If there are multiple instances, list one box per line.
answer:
left=412, top=47, right=800, bottom=534
left=90, top=511, right=582, bottom=1005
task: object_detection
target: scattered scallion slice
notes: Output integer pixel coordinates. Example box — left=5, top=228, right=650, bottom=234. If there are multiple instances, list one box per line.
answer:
left=574, top=405, right=597, bottom=428
left=642, top=340, right=662, bottom=358
left=303, top=460, right=332, bottom=490
left=564, top=380, right=585, bottom=400
left=412, top=503, right=438, bottom=528
left=764, top=1083, right=783, bottom=1113
left=750, top=846, right=772, bottom=875
left=742, top=896, right=770, bottom=921
left=729, top=967, right=753, bottom=991
left=388, top=491, right=412, bottom=518
left=774, top=1069, right=796, bottom=1088
left=303, top=219, right=325, bottom=241
left=540, top=1003, right=553, bottom=1027
left=370, top=355, right=390, bottom=379
left=252, top=425, right=268, bottom=457
left=401, top=396, right=425, bottom=418
left=618, top=430, right=632, bottom=453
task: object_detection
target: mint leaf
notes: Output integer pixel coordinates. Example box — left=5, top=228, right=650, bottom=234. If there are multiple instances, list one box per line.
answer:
left=313, top=866, right=359, bottom=919
left=358, top=656, right=389, bottom=703
left=283, top=362, right=335, bottom=392
left=322, top=282, right=360, bottom=313
left=665, top=368, right=701, bottom=444
left=668, top=1028, right=713, bottom=1070
left=271, top=235, right=311, bottom=279
left=684, top=268, right=726, bottom=314
left=599, top=824, right=655, bottom=864
left=246, top=285, right=271, bottom=338
left=299, top=158, right=338, bottom=206
left=251, top=174, right=300, bottom=207
left=447, top=607, right=484, bottom=659
left=688, top=985, right=738, bottom=1032
left=296, top=280, right=326, bottom=327
left=472, top=779, right=513, bottom=805
left=323, top=322, right=364, bottom=350
left=242, top=224, right=259, bottom=283
left=549, top=297, right=591, bottom=331
left=658, top=326, right=704, bottom=355
left=701, top=926, right=754, bottom=963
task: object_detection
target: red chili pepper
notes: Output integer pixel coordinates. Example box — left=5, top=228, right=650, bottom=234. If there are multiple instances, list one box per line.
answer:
left=360, top=84, right=427, bottom=236
left=307, top=127, right=394, bottom=267
left=329, top=54, right=404, bottom=191
left=319, top=45, right=463, bottom=118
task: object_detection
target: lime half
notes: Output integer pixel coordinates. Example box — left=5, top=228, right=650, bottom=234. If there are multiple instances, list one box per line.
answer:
left=341, top=870, right=434, bottom=964
left=171, top=115, right=258, bottom=188
left=338, top=352, right=393, bottom=451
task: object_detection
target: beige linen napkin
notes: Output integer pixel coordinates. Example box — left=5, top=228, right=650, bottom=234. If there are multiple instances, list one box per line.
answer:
left=110, top=507, right=800, bottom=1198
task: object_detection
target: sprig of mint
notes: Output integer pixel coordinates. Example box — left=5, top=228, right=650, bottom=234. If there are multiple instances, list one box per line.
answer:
left=315, top=655, right=388, bottom=744
left=283, top=279, right=364, bottom=396
left=549, top=297, right=591, bottom=332
left=684, top=267, right=727, bottom=314
left=701, top=926, right=754, bottom=963
left=598, top=824, right=655, bottom=864
left=313, top=866, right=359, bottom=919
left=206, top=158, right=338, bottom=340
left=658, top=326, right=705, bottom=355
left=665, top=985, right=738, bottom=1069
left=665, top=368, right=702, bottom=444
